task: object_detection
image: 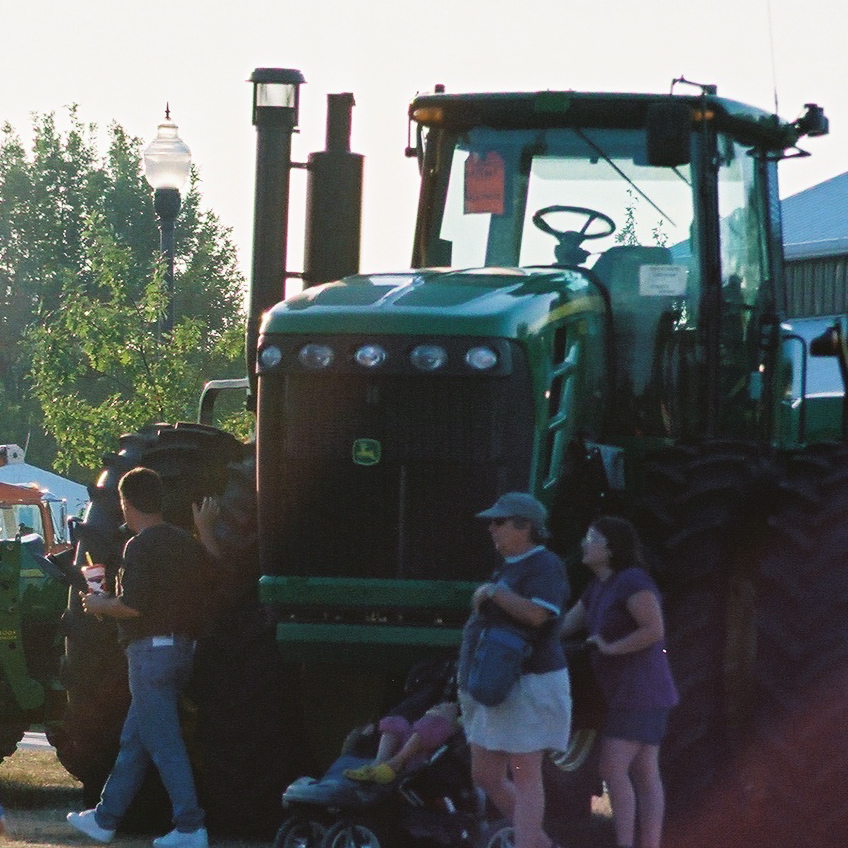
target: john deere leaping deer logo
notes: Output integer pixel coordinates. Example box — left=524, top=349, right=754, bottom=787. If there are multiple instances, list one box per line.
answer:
left=352, top=438, right=381, bottom=466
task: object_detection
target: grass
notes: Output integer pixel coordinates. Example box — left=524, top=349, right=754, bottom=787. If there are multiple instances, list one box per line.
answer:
left=0, top=747, right=265, bottom=848
left=0, top=744, right=614, bottom=848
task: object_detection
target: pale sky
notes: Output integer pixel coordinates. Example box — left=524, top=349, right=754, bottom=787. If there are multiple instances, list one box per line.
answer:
left=2, top=1, right=844, bottom=281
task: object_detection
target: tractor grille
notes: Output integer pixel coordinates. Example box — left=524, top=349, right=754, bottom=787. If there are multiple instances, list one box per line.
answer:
left=258, top=345, right=534, bottom=582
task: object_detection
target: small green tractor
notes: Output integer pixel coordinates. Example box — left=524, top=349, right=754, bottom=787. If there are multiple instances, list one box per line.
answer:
left=0, top=481, right=74, bottom=759
left=59, top=73, right=848, bottom=846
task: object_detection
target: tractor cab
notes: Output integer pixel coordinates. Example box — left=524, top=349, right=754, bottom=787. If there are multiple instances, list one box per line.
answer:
left=409, top=89, right=826, bottom=443
left=0, top=481, right=69, bottom=556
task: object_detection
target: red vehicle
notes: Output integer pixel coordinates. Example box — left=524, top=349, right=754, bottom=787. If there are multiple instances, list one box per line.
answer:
left=0, top=480, right=70, bottom=556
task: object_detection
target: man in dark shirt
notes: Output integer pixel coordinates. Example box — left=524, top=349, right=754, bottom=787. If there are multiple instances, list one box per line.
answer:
left=67, top=467, right=208, bottom=848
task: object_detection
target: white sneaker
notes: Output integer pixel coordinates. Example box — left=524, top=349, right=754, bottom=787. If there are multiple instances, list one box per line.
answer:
left=152, top=827, right=209, bottom=848
left=66, top=810, right=115, bottom=843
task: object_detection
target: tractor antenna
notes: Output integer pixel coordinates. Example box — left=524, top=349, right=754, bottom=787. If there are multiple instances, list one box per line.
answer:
left=765, top=0, right=780, bottom=115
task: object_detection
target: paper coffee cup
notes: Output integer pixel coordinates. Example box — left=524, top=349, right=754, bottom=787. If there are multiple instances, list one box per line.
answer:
left=81, top=564, right=106, bottom=594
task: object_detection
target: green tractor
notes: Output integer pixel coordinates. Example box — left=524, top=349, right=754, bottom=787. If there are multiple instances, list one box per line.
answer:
left=62, top=72, right=848, bottom=844
left=0, top=481, right=77, bottom=761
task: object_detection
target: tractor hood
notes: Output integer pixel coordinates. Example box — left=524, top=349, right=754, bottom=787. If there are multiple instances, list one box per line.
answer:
left=260, top=266, right=602, bottom=339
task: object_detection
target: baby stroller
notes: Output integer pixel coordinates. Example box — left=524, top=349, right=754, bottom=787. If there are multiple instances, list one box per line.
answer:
left=275, top=730, right=485, bottom=848
left=273, top=655, right=499, bottom=848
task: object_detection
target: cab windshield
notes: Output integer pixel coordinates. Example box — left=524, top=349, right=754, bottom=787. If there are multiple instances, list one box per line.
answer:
left=0, top=503, right=46, bottom=540
left=434, top=126, right=695, bottom=273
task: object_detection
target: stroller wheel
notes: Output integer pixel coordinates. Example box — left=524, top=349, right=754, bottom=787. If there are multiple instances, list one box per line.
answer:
left=274, top=815, right=329, bottom=848
left=475, top=818, right=514, bottom=848
left=319, top=818, right=393, bottom=848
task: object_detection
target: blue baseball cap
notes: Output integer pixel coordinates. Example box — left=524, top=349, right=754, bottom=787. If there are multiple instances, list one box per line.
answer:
left=476, top=492, right=550, bottom=538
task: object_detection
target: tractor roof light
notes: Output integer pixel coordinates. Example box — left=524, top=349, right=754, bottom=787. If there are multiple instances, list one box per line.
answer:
left=410, top=106, right=444, bottom=126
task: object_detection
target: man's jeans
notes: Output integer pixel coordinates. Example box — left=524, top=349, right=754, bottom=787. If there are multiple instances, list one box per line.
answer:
left=95, top=635, right=204, bottom=832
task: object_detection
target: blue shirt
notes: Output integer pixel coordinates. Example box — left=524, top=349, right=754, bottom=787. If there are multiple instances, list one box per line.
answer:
left=459, top=547, right=569, bottom=680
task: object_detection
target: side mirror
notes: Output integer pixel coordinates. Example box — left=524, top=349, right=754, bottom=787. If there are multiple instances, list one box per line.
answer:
left=67, top=515, right=82, bottom=545
left=810, top=323, right=842, bottom=357
left=646, top=102, right=691, bottom=167
left=794, top=103, right=829, bottom=138
left=810, top=320, right=848, bottom=440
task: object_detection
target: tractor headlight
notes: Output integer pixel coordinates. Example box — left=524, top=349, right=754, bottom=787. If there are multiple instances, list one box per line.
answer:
left=259, top=345, right=283, bottom=370
left=298, top=343, right=335, bottom=369
left=410, top=344, right=447, bottom=371
left=354, top=344, right=387, bottom=369
left=465, top=346, right=499, bottom=371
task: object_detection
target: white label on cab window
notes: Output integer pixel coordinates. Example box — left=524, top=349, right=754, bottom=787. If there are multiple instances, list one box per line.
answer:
left=639, top=265, right=687, bottom=296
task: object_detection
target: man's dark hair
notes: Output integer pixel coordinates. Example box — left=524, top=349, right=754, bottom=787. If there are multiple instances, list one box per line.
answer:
left=118, top=467, right=164, bottom=515
left=590, top=515, right=644, bottom=573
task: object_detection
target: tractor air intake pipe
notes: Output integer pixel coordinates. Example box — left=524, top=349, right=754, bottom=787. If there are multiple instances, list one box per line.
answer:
left=303, top=93, right=363, bottom=287
left=245, top=67, right=304, bottom=407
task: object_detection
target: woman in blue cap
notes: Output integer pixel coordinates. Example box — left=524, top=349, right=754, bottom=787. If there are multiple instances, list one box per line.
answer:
left=458, top=492, right=571, bottom=848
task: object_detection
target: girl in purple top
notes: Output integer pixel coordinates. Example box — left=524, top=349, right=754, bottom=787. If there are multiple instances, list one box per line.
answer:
left=561, top=516, right=678, bottom=848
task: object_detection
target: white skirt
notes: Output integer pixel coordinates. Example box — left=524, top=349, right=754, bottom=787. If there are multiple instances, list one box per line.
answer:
left=459, top=667, right=571, bottom=754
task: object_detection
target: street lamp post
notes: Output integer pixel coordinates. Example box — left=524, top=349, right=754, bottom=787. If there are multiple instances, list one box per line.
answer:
left=143, top=106, right=192, bottom=335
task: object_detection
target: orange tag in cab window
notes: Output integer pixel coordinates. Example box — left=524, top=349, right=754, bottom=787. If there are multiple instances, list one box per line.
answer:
left=464, top=152, right=505, bottom=214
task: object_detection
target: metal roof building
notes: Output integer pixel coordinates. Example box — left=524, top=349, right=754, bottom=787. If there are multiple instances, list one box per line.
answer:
left=782, top=171, right=848, bottom=317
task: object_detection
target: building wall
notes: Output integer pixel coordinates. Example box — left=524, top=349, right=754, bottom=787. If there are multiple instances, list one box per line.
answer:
left=785, top=254, right=848, bottom=317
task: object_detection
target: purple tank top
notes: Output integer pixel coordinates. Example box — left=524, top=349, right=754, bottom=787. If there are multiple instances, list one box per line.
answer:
left=582, top=567, right=679, bottom=710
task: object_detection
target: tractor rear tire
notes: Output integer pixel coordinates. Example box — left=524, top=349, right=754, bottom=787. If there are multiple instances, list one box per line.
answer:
left=0, top=723, right=28, bottom=761
left=625, top=440, right=773, bottom=816
left=691, top=443, right=848, bottom=848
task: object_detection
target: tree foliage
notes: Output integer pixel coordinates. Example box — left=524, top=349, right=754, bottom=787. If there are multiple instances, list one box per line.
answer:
left=0, top=108, right=249, bottom=480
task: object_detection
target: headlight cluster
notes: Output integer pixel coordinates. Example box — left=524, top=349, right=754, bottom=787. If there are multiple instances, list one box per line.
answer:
left=291, top=343, right=500, bottom=372
left=257, top=337, right=509, bottom=375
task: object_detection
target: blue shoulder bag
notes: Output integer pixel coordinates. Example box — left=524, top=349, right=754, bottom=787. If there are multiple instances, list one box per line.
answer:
left=466, top=625, right=532, bottom=707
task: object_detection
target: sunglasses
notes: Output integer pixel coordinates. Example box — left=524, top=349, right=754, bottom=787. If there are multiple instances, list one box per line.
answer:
left=489, top=516, right=530, bottom=528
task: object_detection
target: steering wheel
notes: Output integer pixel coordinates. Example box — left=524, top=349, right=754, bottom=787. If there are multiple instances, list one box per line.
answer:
left=532, top=205, right=616, bottom=266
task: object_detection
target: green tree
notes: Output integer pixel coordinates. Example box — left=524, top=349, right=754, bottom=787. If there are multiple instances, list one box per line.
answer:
left=0, top=108, right=249, bottom=480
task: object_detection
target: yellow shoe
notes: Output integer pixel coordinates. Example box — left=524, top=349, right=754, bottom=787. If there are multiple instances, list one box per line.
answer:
left=369, top=763, right=397, bottom=784
left=344, top=763, right=398, bottom=784
left=344, top=765, right=376, bottom=781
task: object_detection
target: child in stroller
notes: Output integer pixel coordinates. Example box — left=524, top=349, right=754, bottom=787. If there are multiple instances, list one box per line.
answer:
left=274, top=654, right=488, bottom=848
